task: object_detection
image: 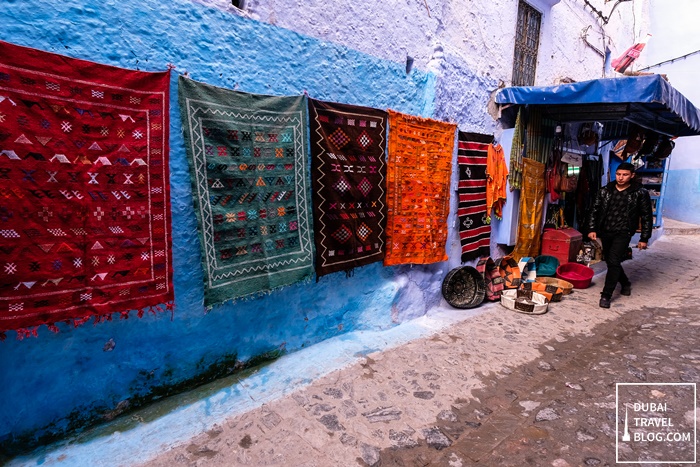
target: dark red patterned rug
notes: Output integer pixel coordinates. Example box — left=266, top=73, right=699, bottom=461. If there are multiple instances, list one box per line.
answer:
left=308, top=99, right=387, bottom=277
left=0, top=41, right=173, bottom=336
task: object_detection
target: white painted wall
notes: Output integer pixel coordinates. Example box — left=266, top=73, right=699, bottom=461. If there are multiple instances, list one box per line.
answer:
left=214, top=0, right=649, bottom=131
left=646, top=0, right=700, bottom=170
left=238, top=0, right=651, bottom=240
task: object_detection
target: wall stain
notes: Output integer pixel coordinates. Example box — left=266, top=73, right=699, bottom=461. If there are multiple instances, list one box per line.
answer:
left=0, top=347, right=284, bottom=459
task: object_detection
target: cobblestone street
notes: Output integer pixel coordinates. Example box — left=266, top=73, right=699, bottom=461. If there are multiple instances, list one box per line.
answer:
left=141, top=231, right=700, bottom=467
left=379, top=299, right=699, bottom=466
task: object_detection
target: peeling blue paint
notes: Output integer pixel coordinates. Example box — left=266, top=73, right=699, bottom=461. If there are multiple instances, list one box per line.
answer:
left=8, top=304, right=487, bottom=467
left=0, top=0, right=437, bottom=453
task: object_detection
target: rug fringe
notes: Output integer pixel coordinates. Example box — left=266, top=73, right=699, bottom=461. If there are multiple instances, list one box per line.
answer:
left=207, top=274, right=314, bottom=310
left=72, top=315, right=91, bottom=328
left=4, top=301, right=175, bottom=342
left=16, top=327, right=38, bottom=340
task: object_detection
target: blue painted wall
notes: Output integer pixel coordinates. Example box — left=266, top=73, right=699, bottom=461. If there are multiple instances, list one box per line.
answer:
left=0, top=0, right=438, bottom=451
left=663, top=169, right=700, bottom=224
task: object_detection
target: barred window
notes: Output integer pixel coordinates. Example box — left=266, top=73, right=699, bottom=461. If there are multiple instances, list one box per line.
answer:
left=512, top=1, right=542, bottom=86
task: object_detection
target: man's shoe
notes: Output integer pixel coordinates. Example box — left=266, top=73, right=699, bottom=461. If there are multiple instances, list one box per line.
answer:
left=599, top=296, right=611, bottom=308
left=620, top=284, right=632, bottom=296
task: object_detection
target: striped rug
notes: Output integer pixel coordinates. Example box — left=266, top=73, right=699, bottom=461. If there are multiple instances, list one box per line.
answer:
left=457, top=132, right=492, bottom=262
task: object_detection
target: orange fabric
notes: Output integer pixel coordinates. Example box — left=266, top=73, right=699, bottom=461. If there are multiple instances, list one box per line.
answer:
left=486, top=143, right=508, bottom=221
left=384, top=110, right=456, bottom=265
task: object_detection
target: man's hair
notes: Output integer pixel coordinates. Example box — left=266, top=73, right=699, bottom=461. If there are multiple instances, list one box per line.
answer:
left=617, top=162, right=636, bottom=173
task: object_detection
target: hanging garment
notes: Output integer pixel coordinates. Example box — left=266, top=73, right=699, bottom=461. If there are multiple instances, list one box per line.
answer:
left=179, top=77, right=314, bottom=307
left=457, top=132, right=491, bottom=262
left=576, top=154, right=603, bottom=236
left=486, top=142, right=508, bottom=222
left=511, top=159, right=546, bottom=260
left=0, top=40, right=174, bottom=335
left=384, top=110, right=456, bottom=266
left=508, top=108, right=525, bottom=190
left=524, top=108, right=556, bottom=165
left=308, top=99, right=387, bottom=277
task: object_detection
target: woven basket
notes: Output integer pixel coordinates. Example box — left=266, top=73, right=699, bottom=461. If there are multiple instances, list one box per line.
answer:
left=476, top=256, right=504, bottom=301
left=535, top=255, right=560, bottom=277
left=520, top=281, right=563, bottom=302
left=497, top=255, right=522, bottom=289
left=500, top=289, right=549, bottom=315
left=535, top=276, right=574, bottom=295
left=442, top=266, right=486, bottom=309
left=518, top=257, right=537, bottom=283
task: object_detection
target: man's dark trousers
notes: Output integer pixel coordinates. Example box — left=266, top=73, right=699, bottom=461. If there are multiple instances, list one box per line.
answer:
left=601, top=232, right=631, bottom=298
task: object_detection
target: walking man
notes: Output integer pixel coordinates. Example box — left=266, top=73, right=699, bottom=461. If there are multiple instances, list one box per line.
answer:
left=587, top=162, right=653, bottom=308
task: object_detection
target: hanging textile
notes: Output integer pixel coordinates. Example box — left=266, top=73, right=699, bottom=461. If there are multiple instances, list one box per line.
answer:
left=486, top=142, right=508, bottom=222
left=0, top=41, right=173, bottom=335
left=511, top=159, right=546, bottom=260
left=508, top=108, right=525, bottom=190
left=178, top=77, right=314, bottom=307
left=384, top=110, right=456, bottom=266
left=308, top=99, right=387, bottom=277
left=457, top=131, right=491, bottom=262
left=524, top=107, right=556, bottom=164
left=576, top=154, right=603, bottom=236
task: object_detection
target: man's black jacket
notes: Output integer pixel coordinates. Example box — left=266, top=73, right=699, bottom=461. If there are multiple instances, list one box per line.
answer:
left=587, top=181, right=654, bottom=242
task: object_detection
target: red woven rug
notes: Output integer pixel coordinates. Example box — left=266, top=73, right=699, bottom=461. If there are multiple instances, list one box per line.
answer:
left=457, top=131, right=491, bottom=262
left=0, top=41, right=173, bottom=336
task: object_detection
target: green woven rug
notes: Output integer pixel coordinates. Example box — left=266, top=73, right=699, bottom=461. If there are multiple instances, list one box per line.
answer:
left=178, top=77, right=314, bottom=307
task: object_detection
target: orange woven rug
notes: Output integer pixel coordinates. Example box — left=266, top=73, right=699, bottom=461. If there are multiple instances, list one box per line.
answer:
left=384, top=110, right=456, bottom=266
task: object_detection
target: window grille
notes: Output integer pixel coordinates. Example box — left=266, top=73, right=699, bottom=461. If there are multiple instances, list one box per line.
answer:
left=512, top=1, right=542, bottom=86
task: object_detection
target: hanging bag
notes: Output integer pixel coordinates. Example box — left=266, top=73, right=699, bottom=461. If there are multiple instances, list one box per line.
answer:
left=559, top=165, right=578, bottom=193
left=623, top=124, right=645, bottom=157
left=652, top=137, right=675, bottom=160
left=558, top=140, right=578, bottom=193
left=546, top=139, right=563, bottom=201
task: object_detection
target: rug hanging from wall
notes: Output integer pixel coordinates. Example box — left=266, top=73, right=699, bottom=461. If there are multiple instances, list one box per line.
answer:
left=308, top=99, right=387, bottom=277
left=384, top=110, right=456, bottom=265
left=512, top=158, right=546, bottom=260
left=457, top=132, right=492, bottom=262
left=178, top=77, right=314, bottom=307
left=0, top=41, right=173, bottom=336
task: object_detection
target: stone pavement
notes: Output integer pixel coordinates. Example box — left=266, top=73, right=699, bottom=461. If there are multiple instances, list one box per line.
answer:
left=662, top=217, right=700, bottom=235
left=140, top=232, right=700, bottom=467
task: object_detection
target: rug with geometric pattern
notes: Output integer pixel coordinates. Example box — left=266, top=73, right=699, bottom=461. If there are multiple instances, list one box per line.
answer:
left=384, top=110, right=456, bottom=266
left=178, top=77, right=313, bottom=307
left=457, top=131, right=491, bottom=262
left=0, top=41, right=173, bottom=336
left=308, top=99, right=387, bottom=277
